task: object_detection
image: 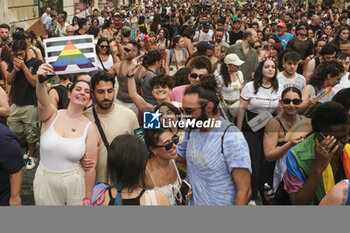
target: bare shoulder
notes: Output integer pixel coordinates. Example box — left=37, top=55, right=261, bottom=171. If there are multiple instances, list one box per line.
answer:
left=265, top=117, right=280, bottom=131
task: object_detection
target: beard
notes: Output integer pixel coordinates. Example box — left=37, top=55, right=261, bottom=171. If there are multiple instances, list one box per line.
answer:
left=187, top=108, right=209, bottom=130
left=96, top=99, right=113, bottom=110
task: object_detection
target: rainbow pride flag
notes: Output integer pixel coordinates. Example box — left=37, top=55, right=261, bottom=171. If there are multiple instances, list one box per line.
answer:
left=44, top=35, right=97, bottom=75
left=286, top=134, right=350, bottom=204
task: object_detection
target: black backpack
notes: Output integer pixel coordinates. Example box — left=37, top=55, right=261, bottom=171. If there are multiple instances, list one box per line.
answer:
left=50, top=84, right=70, bottom=110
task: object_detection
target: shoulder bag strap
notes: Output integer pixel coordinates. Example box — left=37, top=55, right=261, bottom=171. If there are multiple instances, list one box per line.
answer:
left=92, top=106, right=109, bottom=149
left=97, top=53, right=108, bottom=71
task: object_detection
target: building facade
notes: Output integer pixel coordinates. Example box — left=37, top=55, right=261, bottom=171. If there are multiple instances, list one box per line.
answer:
left=0, top=0, right=129, bottom=31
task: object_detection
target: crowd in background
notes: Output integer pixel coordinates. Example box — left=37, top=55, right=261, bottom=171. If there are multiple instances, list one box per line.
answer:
left=0, top=0, right=350, bottom=206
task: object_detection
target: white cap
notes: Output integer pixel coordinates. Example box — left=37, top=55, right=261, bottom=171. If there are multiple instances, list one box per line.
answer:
left=224, top=53, right=244, bottom=66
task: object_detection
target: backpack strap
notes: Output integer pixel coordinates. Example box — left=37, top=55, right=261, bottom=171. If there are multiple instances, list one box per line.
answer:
left=221, top=124, right=234, bottom=155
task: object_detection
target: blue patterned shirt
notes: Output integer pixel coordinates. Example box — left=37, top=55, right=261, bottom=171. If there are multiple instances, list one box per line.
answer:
left=177, top=117, right=251, bottom=206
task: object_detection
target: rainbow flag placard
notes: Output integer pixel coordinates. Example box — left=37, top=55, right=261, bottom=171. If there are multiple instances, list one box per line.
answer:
left=44, top=35, right=97, bottom=75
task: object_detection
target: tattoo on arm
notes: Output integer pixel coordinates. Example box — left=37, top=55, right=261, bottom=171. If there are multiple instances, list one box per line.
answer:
left=341, top=188, right=349, bottom=205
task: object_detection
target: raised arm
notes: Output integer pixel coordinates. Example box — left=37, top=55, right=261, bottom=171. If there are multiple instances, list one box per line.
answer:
left=36, top=63, right=57, bottom=122
left=127, top=56, right=154, bottom=112
left=288, top=135, right=338, bottom=205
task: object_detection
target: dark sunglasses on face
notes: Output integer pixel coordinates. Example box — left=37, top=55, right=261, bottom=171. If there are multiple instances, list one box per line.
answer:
left=100, top=45, right=109, bottom=49
left=282, top=98, right=302, bottom=105
left=321, top=36, right=328, bottom=40
left=154, top=135, right=180, bottom=151
left=180, top=102, right=208, bottom=115
left=124, top=47, right=133, bottom=52
left=190, top=73, right=204, bottom=79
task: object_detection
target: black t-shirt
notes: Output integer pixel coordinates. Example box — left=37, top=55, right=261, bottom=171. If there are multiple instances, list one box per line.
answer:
left=308, top=24, right=321, bottom=34
left=0, top=124, right=25, bottom=206
left=229, top=31, right=243, bottom=45
left=7, top=57, right=42, bottom=106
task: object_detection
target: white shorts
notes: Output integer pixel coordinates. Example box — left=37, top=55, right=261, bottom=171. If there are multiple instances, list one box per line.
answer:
left=33, top=163, right=85, bottom=206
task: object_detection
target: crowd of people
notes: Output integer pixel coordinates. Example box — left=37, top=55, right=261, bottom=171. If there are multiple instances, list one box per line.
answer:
left=0, top=0, right=350, bottom=206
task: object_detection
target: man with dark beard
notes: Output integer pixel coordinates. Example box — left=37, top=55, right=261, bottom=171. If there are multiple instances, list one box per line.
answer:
left=109, top=40, right=140, bottom=116
left=227, top=29, right=259, bottom=83
left=83, top=71, right=139, bottom=183
left=176, top=75, right=252, bottom=205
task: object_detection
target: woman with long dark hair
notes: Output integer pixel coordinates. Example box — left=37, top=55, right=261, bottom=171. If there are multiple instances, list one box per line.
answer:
left=34, top=64, right=99, bottom=205
left=330, top=25, right=350, bottom=48
left=218, top=54, right=245, bottom=121
left=87, top=134, right=170, bottom=206
left=261, top=87, right=308, bottom=204
left=167, top=35, right=188, bottom=76
left=96, top=37, right=117, bottom=71
left=300, top=61, right=344, bottom=115
left=236, top=58, right=283, bottom=202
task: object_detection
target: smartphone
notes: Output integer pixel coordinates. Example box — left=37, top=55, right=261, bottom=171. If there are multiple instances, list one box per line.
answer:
left=180, top=180, right=191, bottom=203
left=134, top=127, right=145, bottom=142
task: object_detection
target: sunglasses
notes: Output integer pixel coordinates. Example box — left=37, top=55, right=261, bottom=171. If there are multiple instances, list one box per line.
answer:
left=321, top=36, right=328, bottom=40
left=100, top=45, right=109, bottom=49
left=180, top=102, right=208, bottom=115
left=320, top=132, right=350, bottom=145
left=124, top=47, right=134, bottom=52
left=154, top=135, right=180, bottom=151
left=282, top=98, right=302, bottom=105
left=190, top=73, right=204, bottom=79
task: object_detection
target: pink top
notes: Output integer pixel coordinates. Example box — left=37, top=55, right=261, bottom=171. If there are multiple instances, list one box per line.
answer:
left=170, top=85, right=189, bottom=103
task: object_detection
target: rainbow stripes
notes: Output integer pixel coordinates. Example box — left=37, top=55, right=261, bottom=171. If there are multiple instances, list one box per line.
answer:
left=44, top=35, right=97, bottom=75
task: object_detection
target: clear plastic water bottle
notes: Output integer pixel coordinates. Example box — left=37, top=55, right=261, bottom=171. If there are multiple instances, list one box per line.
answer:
left=264, top=183, right=275, bottom=201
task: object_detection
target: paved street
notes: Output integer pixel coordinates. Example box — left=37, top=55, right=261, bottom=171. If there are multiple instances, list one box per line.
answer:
left=20, top=147, right=39, bottom=206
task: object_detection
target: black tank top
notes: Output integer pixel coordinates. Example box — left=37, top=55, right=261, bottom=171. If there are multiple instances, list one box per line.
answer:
left=315, top=57, right=321, bottom=69
left=108, top=188, right=146, bottom=205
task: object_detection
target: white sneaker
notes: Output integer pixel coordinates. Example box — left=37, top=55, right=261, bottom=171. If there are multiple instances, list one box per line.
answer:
left=248, top=200, right=257, bottom=206
left=23, top=152, right=28, bottom=160
left=26, top=157, right=36, bottom=170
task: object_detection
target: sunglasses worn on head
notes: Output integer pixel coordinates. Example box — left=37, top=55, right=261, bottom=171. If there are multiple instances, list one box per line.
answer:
left=154, top=135, right=180, bottom=151
left=190, top=73, right=204, bottom=79
left=282, top=98, right=301, bottom=105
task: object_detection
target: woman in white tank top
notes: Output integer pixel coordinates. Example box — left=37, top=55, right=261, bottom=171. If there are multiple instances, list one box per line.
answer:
left=144, top=128, right=191, bottom=205
left=34, top=63, right=99, bottom=205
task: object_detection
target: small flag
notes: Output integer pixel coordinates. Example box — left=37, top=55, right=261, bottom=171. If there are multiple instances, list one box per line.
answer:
left=44, top=35, right=97, bottom=75
left=316, top=87, right=332, bottom=102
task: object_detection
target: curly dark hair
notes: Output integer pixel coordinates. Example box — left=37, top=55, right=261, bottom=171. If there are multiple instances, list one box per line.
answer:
left=253, top=58, right=279, bottom=94
left=308, top=61, right=344, bottom=91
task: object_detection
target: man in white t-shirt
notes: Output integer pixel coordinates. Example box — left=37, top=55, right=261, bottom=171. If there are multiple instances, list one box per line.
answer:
left=277, top=51, right=306, bottom=91
left=333, top=53, right=350, bottom=94
left=194, top=22, right=213, bottom=42
left=83, top=71, right=139, bottom=183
